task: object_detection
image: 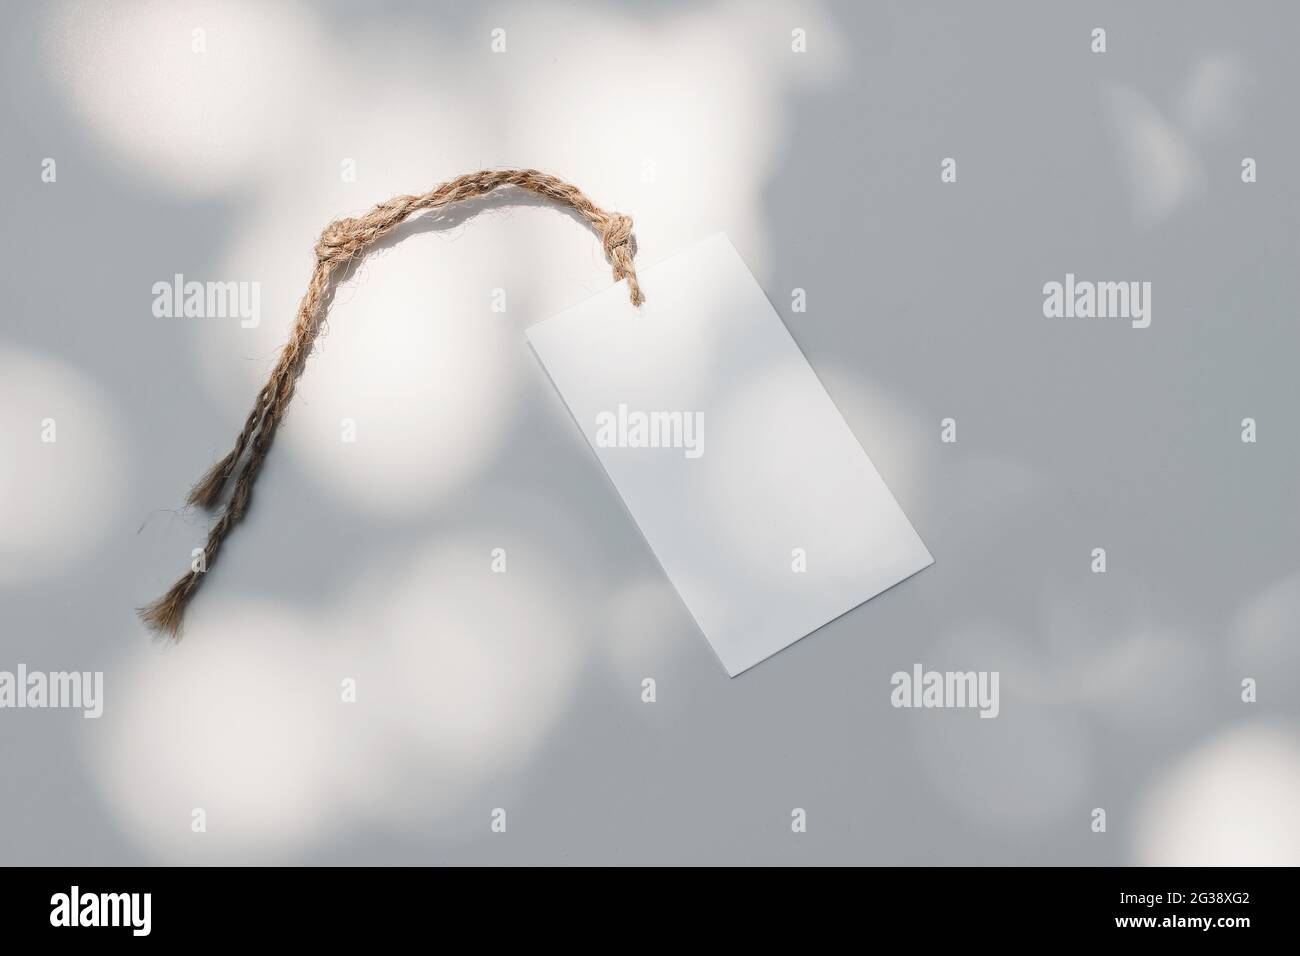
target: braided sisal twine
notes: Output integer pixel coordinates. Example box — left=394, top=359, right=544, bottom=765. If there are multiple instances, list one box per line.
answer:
left=141, top=169, right=643, bottom=638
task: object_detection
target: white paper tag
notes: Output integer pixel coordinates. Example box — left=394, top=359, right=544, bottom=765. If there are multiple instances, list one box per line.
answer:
left=528, top=233, right=933, bottom=675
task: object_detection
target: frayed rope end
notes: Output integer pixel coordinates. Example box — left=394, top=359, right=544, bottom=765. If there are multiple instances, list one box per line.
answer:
left=187, top=450, right=239, bottom=511
left=137, top=575, right=195, bottom=640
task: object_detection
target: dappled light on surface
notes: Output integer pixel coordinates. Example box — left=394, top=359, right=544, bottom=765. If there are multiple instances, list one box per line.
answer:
left=43, top=0, right=328, bottom=195
left=1135, top=724, right=1300, bottom=866
left=0, top=348, right=126, bottom=586
left=93, top=529, right=593, bottom=859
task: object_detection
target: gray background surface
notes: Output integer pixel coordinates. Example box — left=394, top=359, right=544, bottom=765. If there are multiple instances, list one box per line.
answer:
left=2, top=0, right=1298, bottom=865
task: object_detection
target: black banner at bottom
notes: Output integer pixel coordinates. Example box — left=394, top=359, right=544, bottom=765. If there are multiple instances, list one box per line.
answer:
left=0, top=866, right=1278, bottom=941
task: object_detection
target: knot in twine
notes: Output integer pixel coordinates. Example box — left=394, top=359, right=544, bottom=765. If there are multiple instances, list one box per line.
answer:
left=595, top=211, right=639, bottom=301
left=141, top=168, right=643, bottom=638
left=313, top=216, right=364, bottom=262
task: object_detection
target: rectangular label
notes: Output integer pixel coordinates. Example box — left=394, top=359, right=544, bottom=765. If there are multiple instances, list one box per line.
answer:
left=527, top=233, right=932, bottom=675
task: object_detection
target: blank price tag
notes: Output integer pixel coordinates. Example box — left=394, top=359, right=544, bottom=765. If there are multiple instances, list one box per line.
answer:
left=528, top=234, right=932, bottom=675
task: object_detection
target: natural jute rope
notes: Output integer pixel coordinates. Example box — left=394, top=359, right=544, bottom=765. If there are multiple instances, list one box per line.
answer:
left=141, top=169, right=643, bottom=638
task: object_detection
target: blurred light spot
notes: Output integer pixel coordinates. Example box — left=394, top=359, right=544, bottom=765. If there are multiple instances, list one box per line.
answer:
left=912, top=626, right=1090, bottom=832
left=601, top=576, right=697, bottom=681
left=43, top=0, right=329, bottom=195
left=91, top=604, right=337, bottom=862
left=96, top=518, right=594, bottom=854
left=1177, top=53, right=1250, bottom=139
left=1041, top=588, right=1212, bottom=731
left=0, top=349, right=125, bottom=585
left=1135, top=724, right=1300, bottom=865
left=488, top=0, right=847, bottom=275
left=264, top=240, right=517, bottom=516
left=1231, top=570, right=1300, bottom=700
left=1068, top=626, right=1210, bottom=731
left=1105, top=84, right=1204, bottom=228
left=324, top=534, right=590, bottom=825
